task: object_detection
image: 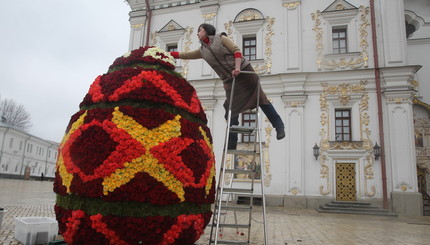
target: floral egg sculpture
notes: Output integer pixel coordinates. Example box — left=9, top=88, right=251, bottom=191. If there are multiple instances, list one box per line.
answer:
left=54, top=46, right=215, bottom=245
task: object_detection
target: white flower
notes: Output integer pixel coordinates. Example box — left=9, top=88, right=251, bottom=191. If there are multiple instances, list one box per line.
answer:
left=123, top=52, right=131, bottom=58
left=143, top=47, right=176, bottom=66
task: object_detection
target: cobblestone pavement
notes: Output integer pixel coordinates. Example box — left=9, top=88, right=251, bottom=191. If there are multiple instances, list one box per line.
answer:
left=1, top=178, right=430, bottom=245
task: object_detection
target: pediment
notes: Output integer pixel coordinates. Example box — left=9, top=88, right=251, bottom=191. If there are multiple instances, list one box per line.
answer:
left=323, top=0, right=358, bottom=13
left=158, top=20, right=184, bottom=32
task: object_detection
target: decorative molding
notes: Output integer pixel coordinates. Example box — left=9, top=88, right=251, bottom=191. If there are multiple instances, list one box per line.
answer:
left=180, top=27, right=194, bottom=79
left=254, top=17, right=275, bottom=75
left=224, top=21, right=234, bottom=38
left=319, top=154, right=330, bottom=195
left=263, top=113, right=272, bottom=187
left=319, top=80, right=375, bottom=196
left=202, top=12, right=217, bottom=20
left=323, top=0, right=358, bottom=12
left=132, top=23, right=145, bottom=29
left=283, top=1, right=300, bottom=9
left=311, top=5, right=370, bottom=70
left=150, top=32, right=159, bottom=46
left=290, top=187, right=301, bottom=195
left=234, top=8, right=264, bottom=22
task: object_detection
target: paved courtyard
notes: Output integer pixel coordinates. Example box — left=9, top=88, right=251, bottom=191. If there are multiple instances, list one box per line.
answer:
left=0, top=178, right=429, bottom=245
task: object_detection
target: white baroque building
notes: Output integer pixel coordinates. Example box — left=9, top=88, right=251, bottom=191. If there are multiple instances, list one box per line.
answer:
left=124, top=0, right=430, bottom=216
left=0, top=117, right=59, bottom=180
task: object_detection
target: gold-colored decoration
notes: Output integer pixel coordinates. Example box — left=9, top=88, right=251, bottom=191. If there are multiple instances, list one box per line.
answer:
left=253, top=17, right=275, bottom=75
left=335, top=4, right=345, bottom=10
left=132, top=23, right=144, bottom=29
left=413, top=98, right=430, bottom=111
left=167, top=23, right=176, bottom=31
left=283, top=1, right=300, bottom=9
left=336, top=163, right=357, bottom=201
left=224, top=21, right=234, bottom=38
left=388, top=97, right=411, bottom=104
left=400, top=184, right=408, bottom=192
left=290, top=188, right=300, bottom=195
left=202, top=12, right=217, bottom=20
left=319, top=80, right=376, bottom=196
left=311, top=6, right=370, bottom=70
left=236, top=10, right=263, bottom=22
left=180, top=27, right=193, bottom=78
left=286, top=101, right=305, bottom=107
left=328, top=141, right=363, bottom=150
left=319, top=154, right=330, bottom=195
left=364, top=154, right=375, bottom=197
left=224, top=154, right=234, bottom=185
left=410, top=80, right=419, bottom=87
left=359, top=6, right=370, bottom=67
left=415, top=117, right=430, bottom=173
left=263, top=121, right=272, bottom=187
left=150, top=32, right=158, bottom=46
left=311, top=10, right=324, bottom=70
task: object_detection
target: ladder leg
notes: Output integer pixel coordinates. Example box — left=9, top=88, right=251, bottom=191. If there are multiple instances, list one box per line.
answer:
left=209, top=71, right=268, bottom=245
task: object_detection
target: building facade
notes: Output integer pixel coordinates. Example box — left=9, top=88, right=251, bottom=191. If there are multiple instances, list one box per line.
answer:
left=0, top=118, right=59, bottom=180
left=124, top=0, right=430, bottom=216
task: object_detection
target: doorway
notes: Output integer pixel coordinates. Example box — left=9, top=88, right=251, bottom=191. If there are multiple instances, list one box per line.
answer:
left=336, top=163, right=356, bottom=201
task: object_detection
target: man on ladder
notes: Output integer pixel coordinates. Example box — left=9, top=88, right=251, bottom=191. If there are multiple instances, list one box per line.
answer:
left=170, top=23, right=285, bottom=245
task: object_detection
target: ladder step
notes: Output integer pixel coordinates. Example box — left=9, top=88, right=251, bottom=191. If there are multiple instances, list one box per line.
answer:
left=229, top=126, right=255, bottom=133
left=218, top=223, right=250, bottom=229
left=211, top=240, right=249, bottom=244
left=226, top=150, right=257, bottom=155
left=225, top=169, right=256, bottom=175
left=219, top=205, right=252, bottom=211
left=221, top=188, right=253, bottom=194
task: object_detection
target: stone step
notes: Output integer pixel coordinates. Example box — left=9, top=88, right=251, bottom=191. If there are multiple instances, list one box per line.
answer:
left=316, top=206, right=398, bottom=217
left=326, top=201, right=379, bottom=209
left=330, top=201, right=372, bottom=206
left=317, top=201, right=398, bottom=217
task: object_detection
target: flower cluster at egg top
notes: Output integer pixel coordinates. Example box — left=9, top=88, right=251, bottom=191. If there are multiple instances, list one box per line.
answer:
left=54, top=46, right=216, bottom=245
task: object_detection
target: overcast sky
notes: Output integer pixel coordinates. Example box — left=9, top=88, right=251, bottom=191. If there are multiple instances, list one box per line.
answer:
left=0, top=0, right=131, bottom=142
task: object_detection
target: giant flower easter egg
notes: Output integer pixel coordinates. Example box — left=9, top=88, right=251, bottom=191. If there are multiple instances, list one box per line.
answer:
left=54, top=46, right=215, bottom=245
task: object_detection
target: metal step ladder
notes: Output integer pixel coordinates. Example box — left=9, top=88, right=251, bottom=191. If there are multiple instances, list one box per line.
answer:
left=209, top=71, right=268, bottom=245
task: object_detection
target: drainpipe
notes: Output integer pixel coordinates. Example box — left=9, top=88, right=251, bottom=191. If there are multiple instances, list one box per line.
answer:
left=370, top=0, right=389, bottom=209
left=144, top=0, right=152, bottom=46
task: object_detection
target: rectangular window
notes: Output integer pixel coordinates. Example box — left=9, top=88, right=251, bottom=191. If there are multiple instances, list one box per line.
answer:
left=166, top=44, right=178, bottom=52
left=243, top=36, right=257, bottom=61
left=332, top=27, right=347, bottom=54
left=19, top=141, right=23, bottom=151
left=241, top=112, right=256, bottom=143
left=9, top=138, right=13, bottom=148
left=27, top=143, right=33, bottom=153
left=335, top=109, right=351, bottom=141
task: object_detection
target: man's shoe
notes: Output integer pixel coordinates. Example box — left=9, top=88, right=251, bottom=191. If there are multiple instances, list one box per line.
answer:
left=276, top=127, right=285, bottom=140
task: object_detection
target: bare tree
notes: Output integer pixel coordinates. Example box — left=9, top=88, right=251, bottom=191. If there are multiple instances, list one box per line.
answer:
left=0, top=95, right=32, bottom=132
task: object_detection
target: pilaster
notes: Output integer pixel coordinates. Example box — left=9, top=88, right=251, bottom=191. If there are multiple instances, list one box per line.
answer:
left=380, top=0, right=407, bottom=66
left=283, top=0, right=302, bottom=72
left=282, top=95, right=307, bottom=197
left=128, top=10, right=147, bottom=51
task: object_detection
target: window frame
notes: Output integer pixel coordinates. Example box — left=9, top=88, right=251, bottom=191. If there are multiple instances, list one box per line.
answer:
left=242, top=36, right=257, bottom=61
left=241, top=111, right=256, bottom=143
left=332, top=27, right=348, bottom=54
left=166, top=43, right=178, bottom=52
left=335, top=108, right=352, bottom=142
